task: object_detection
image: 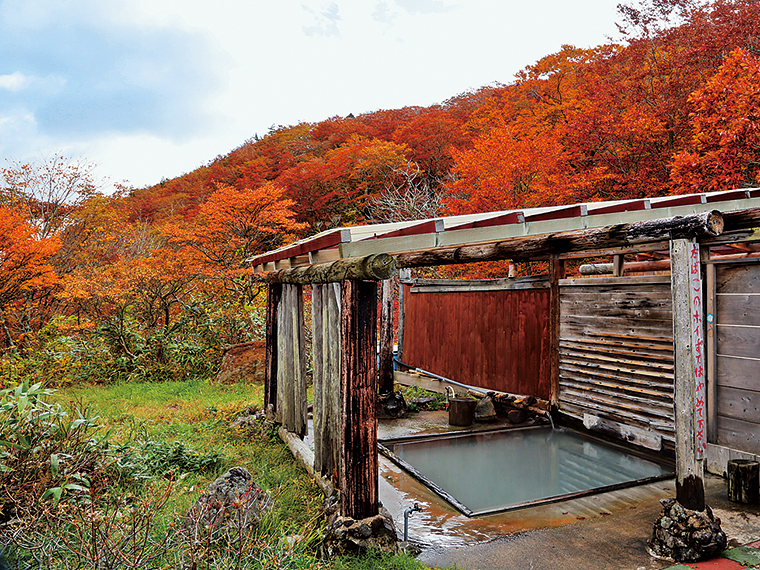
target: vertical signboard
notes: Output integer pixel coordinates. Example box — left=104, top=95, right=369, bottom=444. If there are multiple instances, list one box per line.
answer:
left=689, top=243, right=707, bottom=459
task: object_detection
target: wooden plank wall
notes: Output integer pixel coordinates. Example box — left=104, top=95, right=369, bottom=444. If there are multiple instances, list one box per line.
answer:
left=714, top=262, right=760, bottom=454
left=401, top=282, right=551, bottom=398
left=557, top=276, right=676, bottom=447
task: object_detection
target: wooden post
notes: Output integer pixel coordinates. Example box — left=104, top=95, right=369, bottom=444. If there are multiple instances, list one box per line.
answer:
left=312, top=283, right=342, bottom=482
left=396, top=268, right=411, bottom=365
left=378, top=278, right=395, bottom=394
left=671, top=238, right=706, bottom=511
left=265, top=283, right=283, bottom=416
left=549, top=257, right=564, bottom=408
left=340, top=279, right=379, bottom=520
left=613, top=254, right=624, bottom=277
left=728, top=459, right=760, bottom=504
left=276, top=284, right=308, bottom=438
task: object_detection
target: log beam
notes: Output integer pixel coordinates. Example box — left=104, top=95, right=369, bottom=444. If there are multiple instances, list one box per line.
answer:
left=396, top=210, right=724, bottom=267
left=340, top=279, right=379, bottom=520
left=262, top=254, right=395, bottom=284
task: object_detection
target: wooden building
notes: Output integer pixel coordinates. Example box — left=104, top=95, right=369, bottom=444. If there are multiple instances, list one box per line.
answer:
left=253, top=189, right=760, bottom=515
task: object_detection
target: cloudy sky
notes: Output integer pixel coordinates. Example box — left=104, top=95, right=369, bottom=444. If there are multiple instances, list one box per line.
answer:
left=0, top=0, right=621, bottom=190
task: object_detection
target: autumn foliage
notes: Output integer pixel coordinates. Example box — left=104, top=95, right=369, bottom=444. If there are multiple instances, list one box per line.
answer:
left=2, top=0, right=760, bottom=376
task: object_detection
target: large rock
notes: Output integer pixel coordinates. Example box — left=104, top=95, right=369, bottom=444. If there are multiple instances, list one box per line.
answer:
left=474, top=395, right=497, bottom=421
left=183, top=467, right=274, bottom=539
left=216, top=341, right=266, bottom=384
left=647, top=498, right=727, bottom=563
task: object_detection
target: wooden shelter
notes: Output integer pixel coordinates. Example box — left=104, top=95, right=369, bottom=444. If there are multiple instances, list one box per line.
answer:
left=254, top=189, right=760, bottom=515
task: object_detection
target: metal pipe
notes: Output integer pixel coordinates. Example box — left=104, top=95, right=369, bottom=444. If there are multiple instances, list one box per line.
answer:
left=394, top=358, right=488, bottom=396
left=395, top=358, right=555, bottom=428
left=403, top=502, right=422, bottom=542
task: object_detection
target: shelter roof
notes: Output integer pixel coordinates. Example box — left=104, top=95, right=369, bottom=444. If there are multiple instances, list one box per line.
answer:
left=251, top=189, right=760, bottom=272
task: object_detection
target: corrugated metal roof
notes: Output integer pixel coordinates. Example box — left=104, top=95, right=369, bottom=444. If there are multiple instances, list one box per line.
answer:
left=251, top=188, right=760, bottom=272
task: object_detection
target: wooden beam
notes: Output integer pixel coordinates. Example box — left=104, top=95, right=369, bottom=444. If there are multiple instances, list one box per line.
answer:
left=396, top=210, right=724, bottom=268
left=378, top=278, right=395, bottom=394
left=671, top=238, right=706, bottom=511
left=340, top=279, right=379, bottom=519
left=265, top=283, right=282, bottom=416
left=262, top=254, right=395, bottom=284
left=579, top=259, right=673, bottom=275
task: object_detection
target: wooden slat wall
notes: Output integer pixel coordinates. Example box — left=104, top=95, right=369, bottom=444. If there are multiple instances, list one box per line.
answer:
left=558, top=276, right=675, bottom=446
left=402, top=283, right=551, bottom=398
left=715, top=263, right=760, bottom=454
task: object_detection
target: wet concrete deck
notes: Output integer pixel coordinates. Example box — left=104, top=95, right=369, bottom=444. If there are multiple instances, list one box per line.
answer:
left=377, top=411, right=760, bottom=570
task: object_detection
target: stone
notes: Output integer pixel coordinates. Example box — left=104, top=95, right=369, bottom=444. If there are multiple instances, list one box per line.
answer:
left=377, top=391, right=407, bottom=419
left=183, top=467, right=274, bottom=539
left=322, top=504, right=398, bottom=557
left=216, top=341, right=266, bottom=384
left=474, top=396, right=497, bottom=422
left=507, top=408, right=528, bottom=424
left=647, top=498, right=727, bottom=563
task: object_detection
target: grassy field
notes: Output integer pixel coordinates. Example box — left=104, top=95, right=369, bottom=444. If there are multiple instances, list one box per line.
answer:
left=1, top=378, right=432, bottom=569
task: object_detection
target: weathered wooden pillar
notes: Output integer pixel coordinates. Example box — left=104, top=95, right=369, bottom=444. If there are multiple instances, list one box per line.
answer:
left=549, top=257, right=564, bottom=408
left=265, top=283, right=283, bottom=416
left=396, top=268, right=411, bottom=365
left=276, top=284, right=308, bottom=438
left=378, top=278, right=395, bottom=394
left=340, top=279, right=379, bottom=520
left=671, top=238, right=706, bottom=511
left=312, top=283, right=342, bottom=483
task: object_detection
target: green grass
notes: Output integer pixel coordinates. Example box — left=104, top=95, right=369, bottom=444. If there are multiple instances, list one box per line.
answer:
left=31, top=379, right=433, bottom=569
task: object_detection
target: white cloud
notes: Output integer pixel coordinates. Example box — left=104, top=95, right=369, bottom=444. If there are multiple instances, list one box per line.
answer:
left=0, top=0, right=622, bottom=190
left=0, top=72, right=32, bottom=91
left=302, top=3, right=342, bottom=37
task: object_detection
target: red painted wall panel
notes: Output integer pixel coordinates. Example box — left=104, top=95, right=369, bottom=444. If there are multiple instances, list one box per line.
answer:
left=402, top=286, right=551, bottom=399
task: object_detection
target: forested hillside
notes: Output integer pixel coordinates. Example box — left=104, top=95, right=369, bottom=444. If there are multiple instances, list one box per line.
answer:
left=1, top=0, right=759, bottom=382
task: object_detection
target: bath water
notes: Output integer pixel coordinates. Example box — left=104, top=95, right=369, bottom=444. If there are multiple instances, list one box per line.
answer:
left=387, top=427, right=672, bottom=515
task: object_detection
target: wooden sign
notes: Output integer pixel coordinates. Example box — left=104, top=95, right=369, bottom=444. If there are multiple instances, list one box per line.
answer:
left=689, top=242, right=707, bottom=459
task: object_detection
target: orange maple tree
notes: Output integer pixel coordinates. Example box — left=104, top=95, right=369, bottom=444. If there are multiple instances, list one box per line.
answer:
left=672, top=48, right=760, bottom=193
left=0, top=207, right=60, bottom=344
left=163, top=181, right=303, bottom=300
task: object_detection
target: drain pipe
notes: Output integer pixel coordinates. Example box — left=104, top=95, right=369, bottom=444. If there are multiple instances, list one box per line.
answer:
left=403, top=503, right=422, bottom=542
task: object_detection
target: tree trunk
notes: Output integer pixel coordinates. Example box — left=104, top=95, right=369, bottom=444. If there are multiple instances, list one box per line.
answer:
left=728, top=459, right=759, bottom=504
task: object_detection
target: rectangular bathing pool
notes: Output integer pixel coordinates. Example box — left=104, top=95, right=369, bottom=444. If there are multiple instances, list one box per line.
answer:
left=379, top=426, right=673, bottom=517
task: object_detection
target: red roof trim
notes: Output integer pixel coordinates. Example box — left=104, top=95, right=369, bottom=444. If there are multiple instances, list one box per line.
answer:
left=361, top=219, right=443, bottom=241
left=448, top=211, right=525, bottom=231
left=587, top=199, right=649, bottom=216
left=524, top=204, right=587, bottom=222
left=250, top=229, right=350, bottom=265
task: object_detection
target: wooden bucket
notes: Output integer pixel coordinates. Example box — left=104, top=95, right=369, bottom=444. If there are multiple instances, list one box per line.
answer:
left=449, top=398, right=477, bottom=426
